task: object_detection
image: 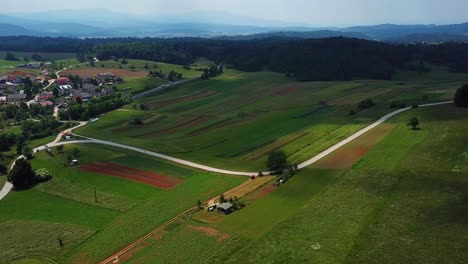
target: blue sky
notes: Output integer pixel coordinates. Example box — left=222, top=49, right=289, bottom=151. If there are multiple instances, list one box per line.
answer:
left=2, top=0, right=468, bottom=26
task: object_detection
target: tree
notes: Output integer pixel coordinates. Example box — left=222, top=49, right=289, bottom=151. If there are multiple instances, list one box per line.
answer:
left=57, top=145, right=64, bottom=153
left=16, top=135, right=25, bottom=155
left=72, top=147, right=80, bottom=157
left=130, top=117, right=143, bottom=125
left=4, top=52, right=19, bottom=61
left=52, top=86, right=59, bottom=97
left=219, top=193, right=226, bottom=203
left=407, top=117, right=420, bottom=130
left=31, top=54, right=42, bottom=61
left=22, top=145, right=33, bottom=160
left=267, top=150, right=288, bottom=171
left=130, top=65, right=136, bottom=71
left=57, top=234, right=64, bottom=247
left=121, top=58, right=128, bottom=65
left=454, top=84, right=468, bottom=107
left=358, top=99, right=375, bottom=110
left=8, top=158, right=37, bottom=188
left=196, top=200, right=203, bottom=209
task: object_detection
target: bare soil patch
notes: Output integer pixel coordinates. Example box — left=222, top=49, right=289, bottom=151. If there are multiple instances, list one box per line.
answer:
left=136, top=116, right=210, bottom=138
left=276, top=86, right=298, bottom=96
left=248, top=184, right=278, bottom=201
left=188, top=225, right=230, bottom=242
left=61, top=68, right=149, bottom=78
left=315, top=123, right=395, bottom=170
left=148, top=90, right=217, bottom=108
left=78, top=162, right=183, bottom=189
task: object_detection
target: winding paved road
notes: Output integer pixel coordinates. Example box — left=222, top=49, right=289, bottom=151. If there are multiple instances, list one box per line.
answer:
left=0, top=101, right=453, bottom=201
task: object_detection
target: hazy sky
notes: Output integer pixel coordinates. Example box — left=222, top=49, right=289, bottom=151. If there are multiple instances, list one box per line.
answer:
left=2, top=0, right=468, bottom=26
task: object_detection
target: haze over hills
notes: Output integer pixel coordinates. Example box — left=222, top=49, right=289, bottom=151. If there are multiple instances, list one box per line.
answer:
left=0, top=9, right=467, bottom=42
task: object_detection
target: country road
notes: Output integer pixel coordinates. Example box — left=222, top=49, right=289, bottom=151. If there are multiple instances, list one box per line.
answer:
left=0, top=101, right=452, bottom=202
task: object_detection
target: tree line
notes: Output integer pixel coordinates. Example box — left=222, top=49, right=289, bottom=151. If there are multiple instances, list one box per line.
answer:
left=2, top=36, right=468, bottom=81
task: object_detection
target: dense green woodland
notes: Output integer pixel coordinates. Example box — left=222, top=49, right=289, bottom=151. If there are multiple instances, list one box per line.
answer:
left=1, top=36, right=468, bottom=81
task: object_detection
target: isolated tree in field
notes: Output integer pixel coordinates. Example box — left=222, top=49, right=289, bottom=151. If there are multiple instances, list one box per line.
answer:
left=130, top=65, right=136, bottom=71
left=57, top=145, right=64, bottom=153
left=8, top=158, right=37, bottom=188
left=267, top=150, right=288, bottom=171
left=72, top=147, right=80, bottom=158
left=407, top=117, right=420, bottom=130
left=57, top=234, right=64, bottom=247
left=454, top=84, right=468, bottom=107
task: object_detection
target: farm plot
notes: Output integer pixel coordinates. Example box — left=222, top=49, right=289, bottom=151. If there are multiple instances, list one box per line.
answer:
left=136, top=116, right=211, bottom=138
left=60, top=68, right=149, bottom=78
left=314, top=123, right=395, bottom=170
left=147, top=90, right=217, bottom=108
left=78, top=162, right=183, bottom=189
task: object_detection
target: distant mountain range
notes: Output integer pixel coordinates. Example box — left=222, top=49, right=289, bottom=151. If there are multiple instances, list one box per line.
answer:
left=0, top=9, right=467, bottom=43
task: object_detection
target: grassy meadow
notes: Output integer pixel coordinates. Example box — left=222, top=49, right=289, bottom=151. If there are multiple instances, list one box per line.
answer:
left=120, top=103, right=468, bottom=264
left=76, top=65, right=467, bottom=171
left=0, top=144, right=244, bottom=263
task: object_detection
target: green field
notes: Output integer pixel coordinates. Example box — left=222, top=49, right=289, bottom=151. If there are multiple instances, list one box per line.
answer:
left=76, top=65, right=467, bottom=171
left=1, top=62, right=467, bottom=264
left=0, top=144, right=244, bottom=263
left=121, top=104, right=468, bottom=264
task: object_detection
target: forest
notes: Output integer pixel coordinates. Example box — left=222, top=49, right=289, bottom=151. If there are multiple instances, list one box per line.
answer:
left=1, top=36, right=468, bottom=81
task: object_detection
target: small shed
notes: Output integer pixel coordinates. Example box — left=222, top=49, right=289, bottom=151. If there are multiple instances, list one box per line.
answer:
left=217, top=202, right=234, bottom=215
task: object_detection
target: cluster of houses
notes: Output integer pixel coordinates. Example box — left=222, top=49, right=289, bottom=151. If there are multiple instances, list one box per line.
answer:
left=0, top=70, right=51, bottom=104
left=0, top=68, right=121, bottom=110
left=53, top=73, right=118, bottom=109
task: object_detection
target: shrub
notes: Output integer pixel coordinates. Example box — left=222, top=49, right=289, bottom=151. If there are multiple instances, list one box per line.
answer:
left=358, top=99, right=375, bottom=110
left=454, top=84, right=468, bottom=107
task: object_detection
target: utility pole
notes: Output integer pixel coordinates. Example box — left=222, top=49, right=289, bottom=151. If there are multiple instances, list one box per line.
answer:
left=94, top=187, right=98, bottom=203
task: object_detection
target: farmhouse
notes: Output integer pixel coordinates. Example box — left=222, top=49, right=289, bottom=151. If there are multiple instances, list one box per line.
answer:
left=7, top=93, right=27, bottom=103
left=217, top=202, right=234, bottom=214
left=37, top=91, right=54, bottom=101
left=56, top=77, right=71, bottom=85
left=39, top=100, right=54, bottom=107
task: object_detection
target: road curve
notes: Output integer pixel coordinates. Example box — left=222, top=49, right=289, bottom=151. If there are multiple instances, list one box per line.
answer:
left=0, top=101, right=453, bottom=201
left=299, top=101, right=453, bottom=168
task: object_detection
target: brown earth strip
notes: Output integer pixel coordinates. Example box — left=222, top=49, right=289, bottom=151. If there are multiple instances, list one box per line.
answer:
left=187, top=225, right=230, bottom=242
left=136, top=116, right=210, bottom=138
left=247, top=132, right=308, bottom=160
left=78, top=162, right=183, bottom=189
left=147, top=90, right=217, bottom=108
left=314, top=123, right=395, bottom=170
left=275, top=86, right=298, bottom=96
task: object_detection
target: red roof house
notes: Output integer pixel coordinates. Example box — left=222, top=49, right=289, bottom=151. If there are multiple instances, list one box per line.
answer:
left=56, top=77, right=71, bottom=85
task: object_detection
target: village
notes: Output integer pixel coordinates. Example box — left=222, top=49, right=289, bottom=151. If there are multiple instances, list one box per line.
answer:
left=0, top=61, right=122, bottom=114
